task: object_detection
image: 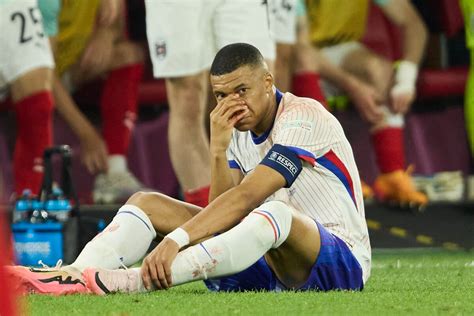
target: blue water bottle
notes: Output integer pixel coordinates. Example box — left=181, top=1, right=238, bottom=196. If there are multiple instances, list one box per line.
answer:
left=44, top=187, right=71, bottom=222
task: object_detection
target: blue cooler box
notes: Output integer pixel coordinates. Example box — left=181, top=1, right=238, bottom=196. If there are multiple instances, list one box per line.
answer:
left=12, top=222, right=63, bottom=266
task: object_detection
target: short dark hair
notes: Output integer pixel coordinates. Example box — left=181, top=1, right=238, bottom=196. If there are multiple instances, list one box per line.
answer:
left=210, top=43, right=264, bottom=76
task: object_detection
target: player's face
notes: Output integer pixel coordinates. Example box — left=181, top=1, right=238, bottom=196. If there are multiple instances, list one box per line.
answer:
left=211, top=65, right=274, bottom=132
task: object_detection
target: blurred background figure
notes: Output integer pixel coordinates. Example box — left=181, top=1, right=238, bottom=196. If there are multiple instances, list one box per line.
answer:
left=0, top=167, right=18, bottom=315
left=305, top=0, right=429, bottom=206
left=0, top=0, right=55, bottom=197
left=39, top=0, right=146, bottom=203
left=269, top=0, right=326, bottom=106
left=144, top=0, right=275, bottom=207
left=461, top=0, right=474, bottom=158
left=0, top=214, right=17, bottom=316
left=460, top=0, right=474, bottom=200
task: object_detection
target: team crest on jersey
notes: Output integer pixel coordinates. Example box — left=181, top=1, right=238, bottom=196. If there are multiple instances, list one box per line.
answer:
left=155, top=40, right=167, bottom=60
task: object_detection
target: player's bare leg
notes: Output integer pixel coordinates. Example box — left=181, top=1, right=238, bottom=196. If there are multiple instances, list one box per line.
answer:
left=127, top=191, right=201, bottom=237
left=291, top=16, right=327, bottom=106
left=64, top=40, right=147, bottom=204
left=263, top=210, right=320, bottom=288
left=340, top=47, right=427, bottom=207
left=11, top=68, right=53, bottom=102
left=166, top=72, right=211, bottom=205
left=274, top=43, right=294, bottom=93
left=92, top=41, right=146, bottom=204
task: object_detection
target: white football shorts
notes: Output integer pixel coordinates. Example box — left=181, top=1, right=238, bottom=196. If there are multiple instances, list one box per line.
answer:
left=0, top=0, right=54, bottom=99
left=145, top=0, right=276, bottom=78
left=268, top=0, right=298, bottom=45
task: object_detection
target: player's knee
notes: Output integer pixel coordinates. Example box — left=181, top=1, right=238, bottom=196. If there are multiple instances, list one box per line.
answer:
left=11, top=68, right=53, bottom=102
left=127, top=191, right=146, bottom=203
left=125, top=191, right=171, bottom=225
left=127, top=191, right=163, bottom=210
left=249, top=200, right=293, bottom=248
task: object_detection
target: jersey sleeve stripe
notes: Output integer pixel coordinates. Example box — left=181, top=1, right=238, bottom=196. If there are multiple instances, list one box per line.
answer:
left=315, top=150, right=357, bottom=209
left=286, top=146, right=316, bottom=165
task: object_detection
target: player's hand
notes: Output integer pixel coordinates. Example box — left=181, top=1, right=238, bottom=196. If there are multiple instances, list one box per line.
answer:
left=80, top=129, right=109, bottom=174
left=79, top=30, right=114, bottom=79
left=141, top=237, right=179, bottom=290
left=210, top=93, right=249, bottom=153
left=390, top=88, right=415, bottom=114
left=346, top=78, right=384, bottom=124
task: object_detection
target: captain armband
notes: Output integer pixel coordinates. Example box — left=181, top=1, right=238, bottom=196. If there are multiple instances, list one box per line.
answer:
left=260, top=144, right=303, bottom=188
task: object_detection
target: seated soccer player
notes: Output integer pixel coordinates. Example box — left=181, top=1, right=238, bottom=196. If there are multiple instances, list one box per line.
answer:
left=9, top=43, right=371, bottom=294
left=1, top=0, right=55, bottom=196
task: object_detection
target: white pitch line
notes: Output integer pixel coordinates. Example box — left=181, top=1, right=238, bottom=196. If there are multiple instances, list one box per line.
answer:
left=371, top=261, right=474, bottom=269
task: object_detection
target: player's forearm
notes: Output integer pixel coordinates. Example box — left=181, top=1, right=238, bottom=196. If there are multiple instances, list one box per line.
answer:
left=209, top=150, right=235, bottom=202
left=381, top=0, right=427, bottom=65
left=182, top=164, right=285, bottom=243
left=400, top=18, right=428, bottom=65
left=52, top=75, right=96, bottom=139
left=182, top=183, right=263, bottom=244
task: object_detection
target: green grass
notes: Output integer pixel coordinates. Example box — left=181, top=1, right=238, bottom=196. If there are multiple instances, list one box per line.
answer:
left=25, top=249, right=474, bottom=316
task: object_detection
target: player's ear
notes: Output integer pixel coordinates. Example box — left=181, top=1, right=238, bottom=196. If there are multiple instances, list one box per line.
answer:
left=263, top=72, right=274, bottom=93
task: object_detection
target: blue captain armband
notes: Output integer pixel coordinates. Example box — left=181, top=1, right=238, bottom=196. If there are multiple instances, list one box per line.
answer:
left=260, top=144, right=303, bottom=188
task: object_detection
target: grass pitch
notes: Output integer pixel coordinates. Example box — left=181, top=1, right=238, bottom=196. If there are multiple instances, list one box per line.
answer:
left=25, top=249, right=474, bottom=315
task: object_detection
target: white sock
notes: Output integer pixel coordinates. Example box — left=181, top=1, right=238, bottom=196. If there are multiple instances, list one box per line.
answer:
left=175, top=201, right=291, bottom=283
left=108, top=155, right=128, bottom=174
left=70, top=205, right=156, bottom=273
left=130, top=200, right=292, bottom=292
left=380, top=105, right=404, bottom=128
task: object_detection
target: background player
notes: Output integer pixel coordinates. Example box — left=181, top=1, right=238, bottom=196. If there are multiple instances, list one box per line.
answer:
left=305, top=0, right=429, bottom=206
left=144, top=0, right=275, bottom=207
left=39, top=0, right=146, bottom=203
left=0, top=0, right=55, bottom=196
left=269, top=0, right=325, bottom=103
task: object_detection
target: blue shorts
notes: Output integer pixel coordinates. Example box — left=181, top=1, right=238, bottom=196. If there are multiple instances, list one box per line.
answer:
left=204, top=222, right=363, bottom=292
